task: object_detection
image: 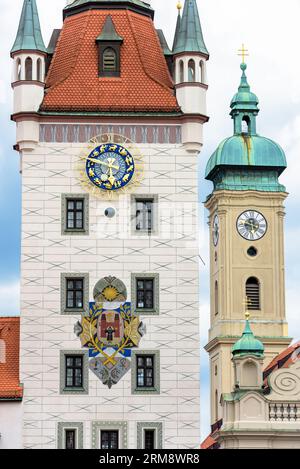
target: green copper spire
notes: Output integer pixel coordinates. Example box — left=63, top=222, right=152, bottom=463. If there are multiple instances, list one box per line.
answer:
left=172, top=6, right=182, bottom=52
left=230, top=63, right=259, bottom=135
left=205, top=61, right=287, bottom=193
left=232, top=318, right=264, bottom=358
left=173, top=0, right=208, bottom=55
left=11, top=0, right=46, bottom=55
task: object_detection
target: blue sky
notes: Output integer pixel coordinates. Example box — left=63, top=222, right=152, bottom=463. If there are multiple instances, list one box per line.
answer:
left=1, top=0, right=300, bottom=440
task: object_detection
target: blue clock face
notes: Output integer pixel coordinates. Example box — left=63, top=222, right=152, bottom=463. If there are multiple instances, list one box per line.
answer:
left=86, top=144, right=135, bottom=191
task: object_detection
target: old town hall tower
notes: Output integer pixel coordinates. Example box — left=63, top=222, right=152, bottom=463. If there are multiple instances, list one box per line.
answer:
left=11, top=0, right=209, bottom=449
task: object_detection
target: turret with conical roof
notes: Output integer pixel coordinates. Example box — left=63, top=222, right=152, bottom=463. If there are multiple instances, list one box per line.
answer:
left=11, top=0, right=46, bottom=116
left=172, top=0, right=209, bottom=149
left=173, top=0, right=208, bottom=56
left=11, top=0, right=46, bottom=55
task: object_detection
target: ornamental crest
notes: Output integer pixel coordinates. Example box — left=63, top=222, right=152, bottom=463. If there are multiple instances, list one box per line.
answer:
left=74, top=277, right=146, bottom=389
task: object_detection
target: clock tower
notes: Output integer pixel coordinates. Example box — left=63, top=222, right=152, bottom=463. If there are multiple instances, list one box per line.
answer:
left=204, top=62, right=291, bottom=425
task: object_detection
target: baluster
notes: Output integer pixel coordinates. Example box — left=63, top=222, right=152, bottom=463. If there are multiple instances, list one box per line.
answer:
left=282, top=404, right=289, bottom=422
left=269, top=404, right=276, bottom=421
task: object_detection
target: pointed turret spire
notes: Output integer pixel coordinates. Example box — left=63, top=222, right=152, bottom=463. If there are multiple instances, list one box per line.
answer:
left=172, top=2, right=182, bottom=52
left=11, top=0, right=46, bottom=55
left=173, top=0, right=208, bottom=55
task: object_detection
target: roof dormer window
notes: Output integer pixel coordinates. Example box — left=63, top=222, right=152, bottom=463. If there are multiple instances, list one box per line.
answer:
left=96, top=16, right=123, bottom=78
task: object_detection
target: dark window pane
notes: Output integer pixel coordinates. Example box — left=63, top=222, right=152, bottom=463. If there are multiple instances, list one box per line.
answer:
left=136, top=279, right=154, bottom=310
left=66, top=198, right=84, bottom=230
left=65, top=355, right=83, bottom=388
left=101, top=431, right=118, bottom=449
left=144, top=430, right=155, bottom=450
left=76, top=201, right=83, bottom=210
left=66, top=430, right=76, bottom=450
left=146, top=357, right=153, bottom=367
left=67, top=280, right=74, bottom=289
left=135, top=199, right=153, bottom=232
left=68, top=201, right=74, bottom=210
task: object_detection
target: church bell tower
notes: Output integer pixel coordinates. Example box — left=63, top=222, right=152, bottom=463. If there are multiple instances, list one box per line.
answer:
left=204, top=60, right=291, bottom=425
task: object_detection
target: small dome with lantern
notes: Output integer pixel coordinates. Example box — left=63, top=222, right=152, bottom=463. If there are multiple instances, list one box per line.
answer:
left=205, top=62, right=287, bottom=193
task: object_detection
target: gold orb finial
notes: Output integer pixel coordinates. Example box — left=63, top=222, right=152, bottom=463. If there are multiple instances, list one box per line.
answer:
left=177, top=1, right=182, bottom=11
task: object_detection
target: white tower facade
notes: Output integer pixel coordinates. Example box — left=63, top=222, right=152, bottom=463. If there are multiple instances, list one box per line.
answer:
left=12, top=0, right=209, bottom=449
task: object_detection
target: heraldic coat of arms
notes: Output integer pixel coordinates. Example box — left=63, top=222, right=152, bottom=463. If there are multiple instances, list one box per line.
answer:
left=74, top=276, right=146, bottom=388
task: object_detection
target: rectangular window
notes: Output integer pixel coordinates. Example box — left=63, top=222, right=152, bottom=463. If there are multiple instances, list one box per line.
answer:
left=144, top=430, right=155, bottom=450
left=137, top=355, right=154, bottom=388
left=136, top=278, right=154, bottom=310
left=66, top=278, right=84, bottom=310
left=136, top=199, right=153, bottom=232
left=65, top=430, right=76, bottom=450
left=65, top=355, right=83, bottom=388
left=66, top=199, right=84, bottom=230
left=101, top=430, right=119, bottom=449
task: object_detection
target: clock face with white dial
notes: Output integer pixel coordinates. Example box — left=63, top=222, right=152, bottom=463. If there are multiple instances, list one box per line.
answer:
left=213, top=214, right=220, bottom=246
left=237, top=210, right=267, bottom=241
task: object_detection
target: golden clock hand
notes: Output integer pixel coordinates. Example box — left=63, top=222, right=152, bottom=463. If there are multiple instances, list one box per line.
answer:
left=87, top=158, right=119, bottom=171
left=108, top=167, right=116, bottom=186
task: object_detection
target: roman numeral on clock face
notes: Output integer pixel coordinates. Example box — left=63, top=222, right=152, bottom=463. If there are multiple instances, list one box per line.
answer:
left=237, top=210, right=268, bottom=241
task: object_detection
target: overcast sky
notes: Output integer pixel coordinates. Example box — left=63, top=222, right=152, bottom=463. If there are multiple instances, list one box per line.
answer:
left=1, top=0, right=300, bottom=442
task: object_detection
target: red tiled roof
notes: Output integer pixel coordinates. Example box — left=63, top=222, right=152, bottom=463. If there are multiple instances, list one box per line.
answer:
left=41, top=9, right=180, bottom=113
left=263, top=341, right=300, bottom=388
left=201, top=435, right=218, bottom=450
left=0, top=317, right=23, bottom=400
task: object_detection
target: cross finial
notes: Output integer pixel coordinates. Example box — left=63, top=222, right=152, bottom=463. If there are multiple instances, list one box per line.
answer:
left=242, top=296, right=252, bottom=320
left=238, top=44, right=249, bottom=64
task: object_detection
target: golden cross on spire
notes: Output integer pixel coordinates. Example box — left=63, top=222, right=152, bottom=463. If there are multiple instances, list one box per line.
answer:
left=177, top=1, right=182, bottom=11
left=243, top=296, right=252, bottom=320
left=238, top=44, right=249, bottom=64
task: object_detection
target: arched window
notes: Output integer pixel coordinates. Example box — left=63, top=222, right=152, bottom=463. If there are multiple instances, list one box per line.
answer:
left=25, top=57, right=33, bottom=80
left=242, top=116, right=250, bottom=134
left=37, top=58, right=42, bottom=81
left=215, top=390, right=218, bottom=421
left=103, top=47, right=117, bottom=73
left=246, top=277, right=260, bottom=310
left=179, top=60, right=184, bottom=83
left=0, top=339, right=5, bottom=363
left=215, top=281, right=219, bottom=315
left=188, top=59, right=195, bottom=82
left=16, top=58, right=22, bottom=81
left=200, top=60, right=204, bottom=83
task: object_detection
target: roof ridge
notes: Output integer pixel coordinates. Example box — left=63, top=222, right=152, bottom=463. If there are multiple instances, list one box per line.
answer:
left=127, top=10, right=175, bottom=94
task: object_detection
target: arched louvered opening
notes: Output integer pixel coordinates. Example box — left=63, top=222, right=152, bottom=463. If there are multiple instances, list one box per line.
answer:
left=188, top=59, right=195, bottom=82
left=25, top=57, right=33, bottom=80
left=0, top=339, right=5, bottom=363
left=103, top=47, right=117, bottom=73
left=246, top=277, right=261, bottom=310
left=16, top=58, right=22, bottom=81
left=179, top=60, right=184, bottom=83
left=215, top=281, right=219, bottom=315
left=37, top=58, right=42, bottom=81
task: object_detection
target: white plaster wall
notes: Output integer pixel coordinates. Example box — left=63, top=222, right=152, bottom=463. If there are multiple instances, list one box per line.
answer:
left=0, top=403, right=22, bottom=449
left=19, top=131, right=201, bottom=449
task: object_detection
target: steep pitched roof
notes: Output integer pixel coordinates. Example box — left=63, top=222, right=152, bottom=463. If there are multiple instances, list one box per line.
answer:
left=11, top=0, right=46, bottom=55
left=0, top=317, right=23, bottom=400
left=173, top=0, right=208, bottom=56
left=41, top=10, right=179, bottom=113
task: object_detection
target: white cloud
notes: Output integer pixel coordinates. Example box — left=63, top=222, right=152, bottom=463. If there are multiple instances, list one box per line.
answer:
left=0, top=280, right=20, bottom=316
